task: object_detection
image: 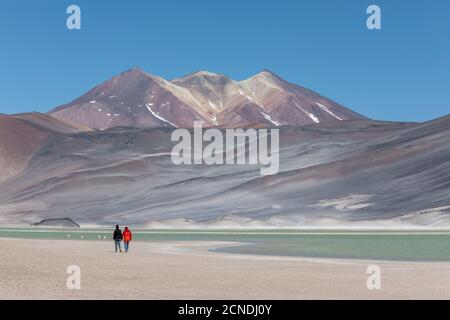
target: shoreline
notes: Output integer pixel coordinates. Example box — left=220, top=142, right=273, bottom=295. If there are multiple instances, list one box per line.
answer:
left=1, top=238, right=450, bottom=299
left=6, top=225, right=450, bottom=230
left=2, top=229, right=450, bottom=262
left=1, top=237, right=448, bottom=265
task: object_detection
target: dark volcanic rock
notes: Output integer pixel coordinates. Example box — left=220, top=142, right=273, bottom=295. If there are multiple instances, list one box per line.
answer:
left=32, top=218, right=80, bottom=228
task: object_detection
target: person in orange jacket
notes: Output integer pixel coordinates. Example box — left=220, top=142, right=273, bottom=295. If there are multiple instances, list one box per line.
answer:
left=122, top=227, right=132, bottom=253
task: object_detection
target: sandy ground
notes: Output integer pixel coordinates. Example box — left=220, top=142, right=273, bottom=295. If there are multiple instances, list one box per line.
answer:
left=1, top=238, right=450, bottom=300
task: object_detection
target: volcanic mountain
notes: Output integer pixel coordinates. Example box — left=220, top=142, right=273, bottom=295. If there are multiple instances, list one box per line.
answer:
left=2, top=69, right=448, bottom=227
left=0, top=114, right=448, bottom=227
left=48, top=68, right=366, bottom=130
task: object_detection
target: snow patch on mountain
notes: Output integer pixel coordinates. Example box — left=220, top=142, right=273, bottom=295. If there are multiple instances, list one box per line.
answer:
left=308, top=113, right=320, bottom=123
left=315, top=102, right=343, bottom=121
left=145, top=104, right=177, bottom=127
left=208, top=100, right=219, bottom=111
left=261, top=112, right=280, bottom=126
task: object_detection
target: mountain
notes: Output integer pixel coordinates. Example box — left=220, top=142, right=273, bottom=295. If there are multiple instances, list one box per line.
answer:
left=0, top=114, right=448, bottom=227
left=2, top=69, right=447, bottom=227
left=0, top=112, right=92, bottom=185
left=48, top=68, right=367, bottom=130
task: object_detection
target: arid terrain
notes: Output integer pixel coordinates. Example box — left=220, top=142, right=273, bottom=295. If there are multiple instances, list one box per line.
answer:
left=0, top=115, right=448, bottom=226
left=1, top=238, right=450, bottom=300
left=0, top=68, right=448, bottom=227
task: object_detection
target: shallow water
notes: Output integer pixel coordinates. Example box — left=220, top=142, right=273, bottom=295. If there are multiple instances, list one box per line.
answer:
left=1, top=228, right=450, bottom=261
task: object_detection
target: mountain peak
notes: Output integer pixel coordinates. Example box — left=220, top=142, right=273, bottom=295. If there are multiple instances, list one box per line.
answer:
left=247, top=69, right=284, bottom=82
left=49, top=68, right=367, bottom=129
left=191, top=70, right=220, bottom=77
left=258, top=69, right=278, bottom=76
left=173, top=70, right=230, bottom=83
left=172, top=71, right=234, bottom=90
left=121, top=67, right=144, bottom=74
left=119, top=67, right=155, bottom=79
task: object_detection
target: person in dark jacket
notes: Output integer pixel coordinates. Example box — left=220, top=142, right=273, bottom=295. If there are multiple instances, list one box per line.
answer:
left=113, top=225, right=123, bottom=253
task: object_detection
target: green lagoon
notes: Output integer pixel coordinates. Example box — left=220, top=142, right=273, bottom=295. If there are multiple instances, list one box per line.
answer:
left=1, top=227, right=450, bottom=261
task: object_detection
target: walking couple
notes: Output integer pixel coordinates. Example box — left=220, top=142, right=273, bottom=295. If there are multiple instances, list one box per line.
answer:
left=113, top=225, right=133, bottom=253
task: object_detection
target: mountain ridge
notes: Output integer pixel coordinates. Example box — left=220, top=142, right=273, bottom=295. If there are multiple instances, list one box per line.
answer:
left=0, top=114, right=448, bottom=226
left=48, top=68, right=367, bottom=130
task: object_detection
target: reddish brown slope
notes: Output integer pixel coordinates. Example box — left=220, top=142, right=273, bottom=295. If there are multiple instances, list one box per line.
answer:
left=0, top=112, right=92, bottom=184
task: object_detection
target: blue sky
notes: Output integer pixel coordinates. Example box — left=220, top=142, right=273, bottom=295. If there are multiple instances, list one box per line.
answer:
left=1, top=0, right=449, bottom=121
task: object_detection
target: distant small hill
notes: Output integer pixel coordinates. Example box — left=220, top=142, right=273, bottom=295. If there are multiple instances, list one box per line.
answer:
left=32, top=218, right=80, bottom=228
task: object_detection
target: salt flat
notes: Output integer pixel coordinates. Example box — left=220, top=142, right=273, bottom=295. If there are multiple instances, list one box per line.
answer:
left=1, top=238, right=450, bottom=300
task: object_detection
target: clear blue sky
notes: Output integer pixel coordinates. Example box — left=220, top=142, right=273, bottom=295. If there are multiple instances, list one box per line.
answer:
left=1, top=0, right=449, bottom=121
